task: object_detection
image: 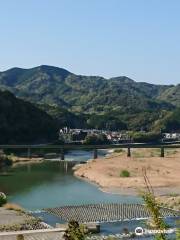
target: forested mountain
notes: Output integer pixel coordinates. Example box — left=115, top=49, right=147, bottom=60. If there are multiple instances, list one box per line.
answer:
left=0, top=90, right=59, bottom=144
left=0, top=65, right=174, bottom=113
left=38, top=104, right=87, bottom=129
left=0, top=65, right=180, bottom=133
left=157, top=84, right=180, bottom=107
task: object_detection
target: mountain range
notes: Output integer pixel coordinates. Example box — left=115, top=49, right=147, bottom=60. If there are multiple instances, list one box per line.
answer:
left=0, top=65, right=180, bottom=143
left=0, top=65, right=179, bottom=112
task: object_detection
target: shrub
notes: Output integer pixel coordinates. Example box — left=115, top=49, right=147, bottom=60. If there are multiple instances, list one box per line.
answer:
left=130, top=132, right=162, bottom=143
left=114, top=148, right=123, bottom=153
left=140, top=170, right=167, bottom=240
left=176, top=221, right=180, bottom=240
left=4, top=157, right=13, bottom=166
left=0, top=154, right=12, bottom=168
left=16, top=235, right=24, bottom=240
left=83, top=134, right=109, bottom=145
left=63, top=220, right=85, bottom=240
left=120, top=170, right=130, bottom=177
left=0, top=192, right=7, bottom=206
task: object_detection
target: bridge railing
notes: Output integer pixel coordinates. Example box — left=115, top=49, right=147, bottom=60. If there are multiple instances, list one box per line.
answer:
left=0, top=227, right=65, bottom=240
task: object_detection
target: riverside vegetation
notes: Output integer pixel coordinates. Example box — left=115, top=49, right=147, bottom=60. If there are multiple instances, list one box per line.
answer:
left=0, top=193, right=7, bottom=207
left=0, top=151, right=12, bottom=168
left=0, top=65, right=180, bottom=143
left=140, top=172, right=167, bottom=240
left=63, top=173, right=179, bottom=240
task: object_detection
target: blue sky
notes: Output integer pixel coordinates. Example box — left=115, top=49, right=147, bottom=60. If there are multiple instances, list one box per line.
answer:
left=0, top=0, right=180, bottom=84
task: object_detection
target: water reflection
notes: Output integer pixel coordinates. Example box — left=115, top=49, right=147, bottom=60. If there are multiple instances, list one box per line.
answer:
left=0, top=150, right=141, bottom=210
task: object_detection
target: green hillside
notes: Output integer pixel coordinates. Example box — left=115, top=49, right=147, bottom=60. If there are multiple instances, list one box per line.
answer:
left=0, top=65, right=173, bottom=113
left=0, top=65, right=179, bottom=132
left=0, top=90, right=59, bottom=144
left=152, top=108, right=180, bottom=132
left=38, top=104, right=87, bottom=129
left=157, top=84, right=180, bottom=106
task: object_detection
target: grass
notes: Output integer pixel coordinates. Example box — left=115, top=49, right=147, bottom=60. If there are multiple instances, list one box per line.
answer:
left=150, top=149, right=161, bottom=157
left=140, top=170, right=167, bottom=240
left=114, top=148, right=124, bottom=153
left=3, top=203, right=25, bottom=213
left=166, top=149, right=178, bottom=156
left=113, top=148, right=180, bottom=158
left=0, top=218, right=42, bottom=232
left=176, top=220, right=180, bottom=240
left=168, top=193, right=179, bottom=197
left=132, top=148, right=160, bottom=158
left=120, top=170, right=130, bottom=177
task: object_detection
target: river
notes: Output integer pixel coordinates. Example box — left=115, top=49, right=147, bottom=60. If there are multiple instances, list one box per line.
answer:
left=0, top=150, right=141, bottom=210
left=0, top=150, right=178, bottom=238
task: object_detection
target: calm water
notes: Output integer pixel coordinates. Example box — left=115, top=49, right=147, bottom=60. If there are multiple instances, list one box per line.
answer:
left=0, top=150, right=178, bottom=238
left=0, top=150, right=141, bottom=210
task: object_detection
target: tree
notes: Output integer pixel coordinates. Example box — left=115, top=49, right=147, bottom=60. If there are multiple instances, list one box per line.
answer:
left=63, top=220, right=85, bottom=240
left=83, top=134, right=109, bottom=145
left=0, top=192, right=7, bottom=207
left=131, top=132, right=162, bottom=143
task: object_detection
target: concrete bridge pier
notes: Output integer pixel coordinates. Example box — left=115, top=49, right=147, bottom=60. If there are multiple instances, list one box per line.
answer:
left=60, top=148, right=65, bottom=160
left=127, top=147, right=131, bottom=157
left=27, top=147, right=31, bottom=159
left=161, top=147, right=164, bottom=157
left=39, top=148, right=44, bottom=158
left=93, top=149, right=98, bottom=159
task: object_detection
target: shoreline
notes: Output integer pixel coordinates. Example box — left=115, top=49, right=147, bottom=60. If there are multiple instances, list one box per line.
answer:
left=11, top=156, right=44, bottom=166
left=0, top=206, right=50, bottom=232
left=100, top=186, right=180, bottom=196
left=74, top=148, right=180, bottom=197
left=74, top=170, right=180, bottom=211
left=10, top=149, right=110, bottom=167
left=75, top=169, right=180, bottom=197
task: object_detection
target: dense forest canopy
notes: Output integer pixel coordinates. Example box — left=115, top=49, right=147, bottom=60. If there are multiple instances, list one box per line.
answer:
left=0, top=65, right=180, bottom=143
left=0, top=90, right=59, bottom=144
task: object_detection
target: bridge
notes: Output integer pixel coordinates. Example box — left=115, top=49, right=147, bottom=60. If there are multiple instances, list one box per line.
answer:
left=0, top=143, right=180, bottom=160
left=0, top=142, right=180, bottom=160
